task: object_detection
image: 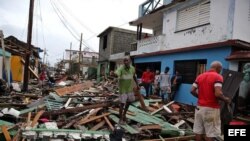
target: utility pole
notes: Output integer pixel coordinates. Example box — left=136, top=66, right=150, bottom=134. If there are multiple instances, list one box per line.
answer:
left=78, top=33, right=83, bottom=77
left=46, top=54, right=48, bottom=66
left=23, top=0, right=35, bottom=92
left=43, top=48, right=46, bottom=64
left=62, top=53, right=64, bottom=70
left=69, top=42, right=72, bottom=75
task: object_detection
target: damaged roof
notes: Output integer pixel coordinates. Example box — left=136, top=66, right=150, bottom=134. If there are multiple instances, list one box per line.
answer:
left=1, top=36, right=43, bottom=58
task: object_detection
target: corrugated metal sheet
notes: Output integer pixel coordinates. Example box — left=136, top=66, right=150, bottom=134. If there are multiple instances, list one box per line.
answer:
left=45, top=99, right=64, bottom=111
left=176, top=0, right=210, bottom=31
left=221, top=69, right=244, bottom=133
left=222, top=69, right=243, bottom=98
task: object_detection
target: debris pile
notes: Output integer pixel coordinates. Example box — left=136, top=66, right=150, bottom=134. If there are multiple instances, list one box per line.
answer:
left=0, top=78, right=196, bottom=141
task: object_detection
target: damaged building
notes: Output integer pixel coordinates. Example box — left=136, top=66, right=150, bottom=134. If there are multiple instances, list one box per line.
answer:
left=129, top=0, right=250, bottom=108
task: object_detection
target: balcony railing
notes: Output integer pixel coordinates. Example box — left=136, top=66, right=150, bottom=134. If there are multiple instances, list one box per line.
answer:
left=71, top=56, right=98, bottom=66
left=130, top=42, right=137, bottom=51
left=135, top=34, right=165, bottom=54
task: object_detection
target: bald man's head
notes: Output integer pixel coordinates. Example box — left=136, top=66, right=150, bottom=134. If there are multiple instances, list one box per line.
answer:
left=210, top=61, right=222, bottom=73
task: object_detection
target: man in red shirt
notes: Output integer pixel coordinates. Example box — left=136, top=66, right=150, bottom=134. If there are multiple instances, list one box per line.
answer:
left=140, top=67, right=154, bottom=98
left=190, top=61, right=231, bottom=141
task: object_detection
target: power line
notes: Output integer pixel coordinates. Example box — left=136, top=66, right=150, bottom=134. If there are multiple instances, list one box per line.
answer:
left=49, top=0, right=135, bottom=61
left=50, top=0, right=80, bottom=40
left=38, top=0, right=47, bottom=49
left=52, top=0, right=93, bottom=51
left=56, top=0, right=96, bottom=35
left=35, top=0, right=39, bottom=46
left=49, top=0, right=98, bottom=53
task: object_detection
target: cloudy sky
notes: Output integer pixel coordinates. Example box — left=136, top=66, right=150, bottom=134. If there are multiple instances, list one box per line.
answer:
left=0, top=0, right=145, bottom=65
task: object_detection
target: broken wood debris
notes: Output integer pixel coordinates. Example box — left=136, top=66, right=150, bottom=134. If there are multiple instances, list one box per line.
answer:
left=0, top=78, right=196, bottom=140
left=1, top=125, right=12, bottom=141
left=55, top=81, right=93, bottom=96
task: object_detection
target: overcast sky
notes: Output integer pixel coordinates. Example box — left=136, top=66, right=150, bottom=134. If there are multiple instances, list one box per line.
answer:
left=0, top=0, right=145, bottom=66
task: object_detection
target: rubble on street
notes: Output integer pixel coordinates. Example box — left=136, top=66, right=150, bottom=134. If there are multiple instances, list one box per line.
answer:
left=0, top=77, right=196, bottom=141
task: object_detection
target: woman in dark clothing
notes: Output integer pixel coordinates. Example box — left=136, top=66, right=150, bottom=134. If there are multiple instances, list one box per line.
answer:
left=170, top=70, right=182, bottom=101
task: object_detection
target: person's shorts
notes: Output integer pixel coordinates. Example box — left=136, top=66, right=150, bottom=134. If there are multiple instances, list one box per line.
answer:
left=193, top=106, right=221, bottom=137
left=160, top=86, right=171, bottom=94
left=119, top=93, right=135, bottom=104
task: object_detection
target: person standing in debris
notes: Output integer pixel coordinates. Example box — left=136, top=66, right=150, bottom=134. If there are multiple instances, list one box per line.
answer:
left=140, top=67, right=154, bottom=98
left=0, top=79, right=8, bottom=95
left=159, top=67, right=171, bottom=102
left=110, top=56, right=139, bottom=125
left=39, top=67, right=47, bottom=88
left=170, top=70, right=182, bottom=100
left=153, top=70, right=160, bottom=96
left=190, top=61, right=231, bottom=141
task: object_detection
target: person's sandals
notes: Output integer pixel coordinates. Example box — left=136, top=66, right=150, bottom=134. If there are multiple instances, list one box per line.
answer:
left=119, top=119, right=125, bottom=125
left=123, top=117, right=128, bottom=123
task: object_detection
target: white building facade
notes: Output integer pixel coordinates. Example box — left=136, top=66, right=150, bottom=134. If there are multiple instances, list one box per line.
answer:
left=131, top=0, right=250, bottom=55
left=129, top=0, right=250, bottom=105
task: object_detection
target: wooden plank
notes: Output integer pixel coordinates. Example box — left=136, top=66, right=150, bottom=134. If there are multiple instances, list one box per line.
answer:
left=55, top=81, right=93, bottom=96
left=12, top=93, right=42, bottom=98
left=41, top=103, right=110, bottom=117
left=90, top=120, right=105, bottom=131
left=147, top=99, right=162, bottom=103
left=141, top=135, right=196, bottom=141
left=147, top=106, right=157, bottom=112
left=21, top=58, right=39, bottom=79
left=31, top=110, right=45, bottom=127
left=78, top=113, right=110, bottom=125
left=62, top=116, right=82, bottom=129
left=140, top=124, right=161, bottom=130
left=150, top=102, right=161, bottom=109
left=151, top=101, right=175, bottom=115
left=109, top=115, right=139, bottom=134
left=12, top=134, right=18, bottom=141
left=1, top=125, right=11, bottom=141
left=13, top=126, right=23, bottom=141
left=78, top=108, right=103, bottom=124
left=104, top=116, right=114, bottom=131
left=27, top=112, right=31, bottom=124
left=159, top=135, right=165, bottom=141
left=64, top=98, right=72, bottom=108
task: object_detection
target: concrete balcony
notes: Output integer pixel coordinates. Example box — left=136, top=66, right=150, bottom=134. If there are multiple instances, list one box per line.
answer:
left=71, top=57, right=97, bottom=66
left=81, top=57, right=98, bottom=66
left=109, top=52, right=126, bottom=61
left=131, top=34, right=165, bottom=56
